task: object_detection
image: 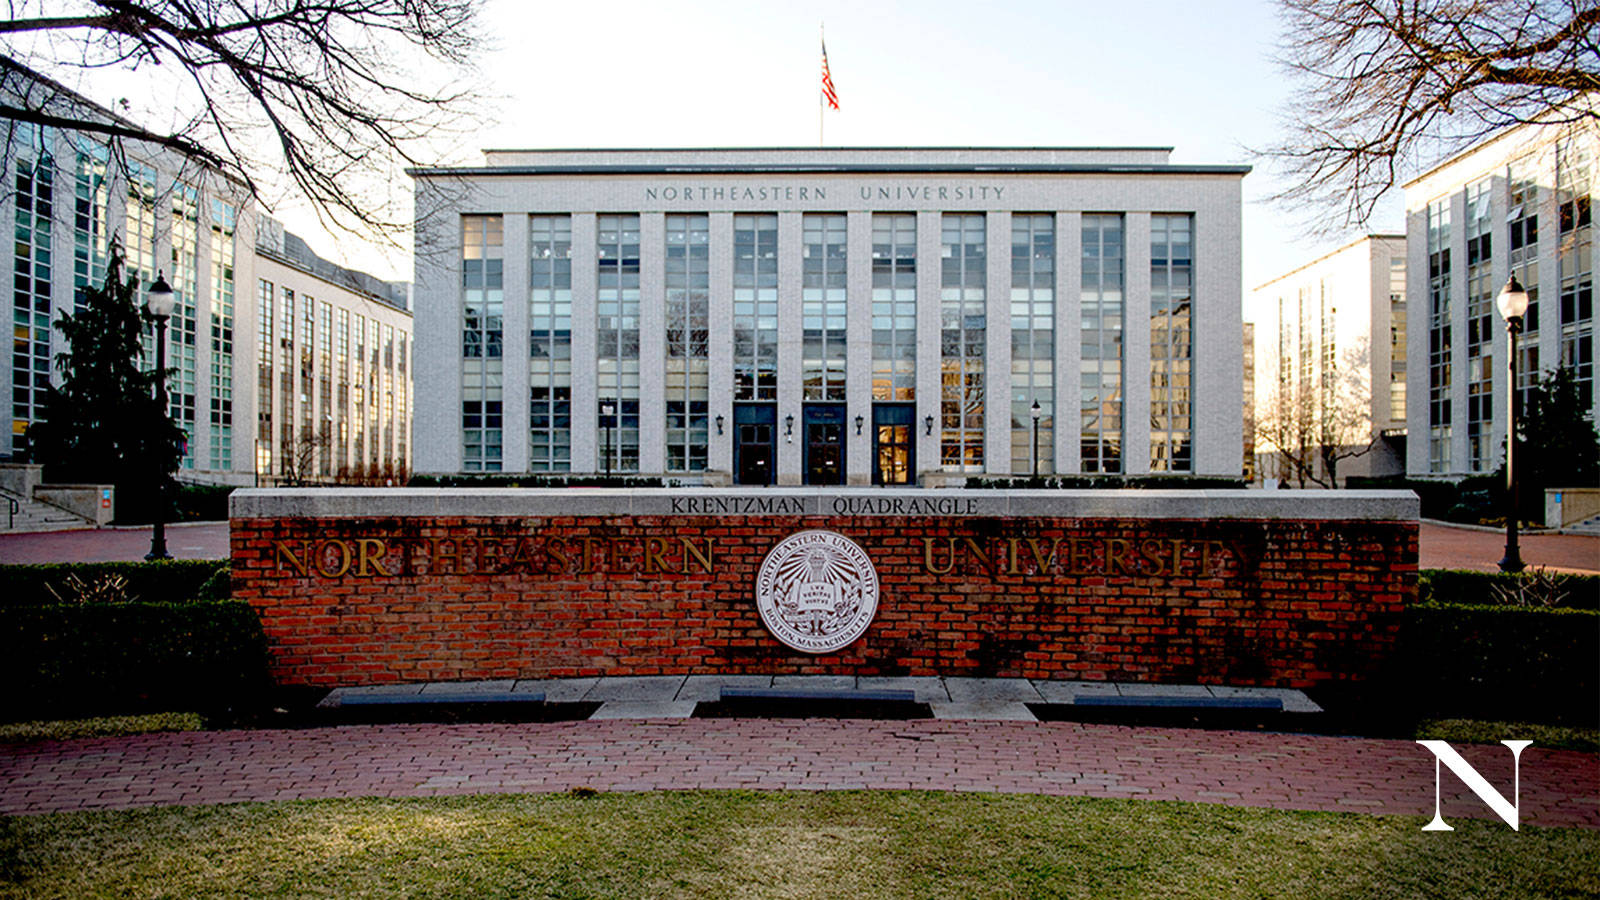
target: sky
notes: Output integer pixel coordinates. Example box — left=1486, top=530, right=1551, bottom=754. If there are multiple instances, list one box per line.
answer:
left=43, top=0, right=1410, bottom=289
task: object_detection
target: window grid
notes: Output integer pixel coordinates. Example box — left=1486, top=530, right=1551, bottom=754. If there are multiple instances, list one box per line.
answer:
left=300, top=294, right=315, bottom=472
left=1080, top=214, right=1124, bottom=473
left=939, top=214, right=986, bottom=470
left=1010, top=215, right=1055, bottom=475
left=11, top=123, right=52, bottom=454
left=1508, top=156, right=1542, bottom=411
left=71, top=139, right=108, bottom=312
left=337, top=309, right=349, bottom=475
left=1427, top=197, right=1453, bottom=473
left=383, top=324, right=395, bottom=466
left=126, top=162, right=157, bottom=367
left=169, top=183, right=200, bottom=468
left=802, top=214, right=848, bottom=403
left=1557, top=136, right=1594, bottom=406
left=597, top=214, right=641, bottom=471
left=369, top=319, right=381, bottom=467
left=461, top=215, right=504, bottom=471
left=278, top=289, right=295, bottom=475
left=397, top=333, right=408, bottom=469
left=1389, top=257, right=1408, bottom=423
left=256, top=280, right=274, bottom=477
left=1150, top=215, right=1194, bottom=473
left=1465, top=179, right=1494, bottom=472
left=666, top=214, right=710, bottom=471
left=733, top=214, right=779, bottom=402
left=530, top=215, right=573, bottom=472
left=352, top=313, right=365, bottom=469
left=208, top=200, right=235, bottom=471
left=319, top=302, right=334, bottom=476
left=871, top=214, right=917, bottom=401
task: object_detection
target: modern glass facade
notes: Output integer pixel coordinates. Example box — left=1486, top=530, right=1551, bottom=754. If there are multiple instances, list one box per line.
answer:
left=1010, top=214, right=1055, bottom=475
left=1426, top=197, right=1453, bottom=474
left=939, top=213, right=985, bottom=471
left=530, top=214, right=573, bottom=472
left=665, top=214, right=709, bottom=471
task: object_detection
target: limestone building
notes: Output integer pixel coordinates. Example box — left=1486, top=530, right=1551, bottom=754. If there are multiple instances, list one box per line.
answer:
left=1248, top=235, right=1409, bottom=485
left=1404, top=116, right=1597, bottom=479
left=410, top=148, right=1248, bottom=485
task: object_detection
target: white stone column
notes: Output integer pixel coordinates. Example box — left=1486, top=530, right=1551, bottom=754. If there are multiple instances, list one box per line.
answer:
left=1194, top=202, right=1244, bottom=477
left=985, top=210, right=1012, bottom=475
left=638, top=212, right=667, bottom=475
left=500, top=213, right=531, bottom=473
left=1405, top=204, right=1429, bottom=476
left=776, top=211, right=804, bottom=484
left=411, top=183, right=462, bottom=474
left=708, top=212, right=735, bottom=475
left=1124, top=212, right=1153, bottom=476
left=570, top=213, right=598, bottom=474
left=915, top=210, right=942, bottom=480
left=845, top=210, right=873, bottom=484
left=1057, top=211, right=1083, bottom=475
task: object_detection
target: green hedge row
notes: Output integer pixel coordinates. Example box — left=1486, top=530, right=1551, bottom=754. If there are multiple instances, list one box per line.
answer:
left=1399, top=603, right=1599, bottom=725
left=0, top=560, right=229, bottom=606
left=0, top=600, right=270, bottom=719
left=409, top=473, right=674, bottom=488
left=965, top=475, right=1249, bottom=490
left=1419, top=569, right=1598, bottom=610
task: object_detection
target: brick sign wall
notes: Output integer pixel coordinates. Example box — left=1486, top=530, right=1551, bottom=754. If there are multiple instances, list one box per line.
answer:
left=230, top=490, right=1418, bottom=689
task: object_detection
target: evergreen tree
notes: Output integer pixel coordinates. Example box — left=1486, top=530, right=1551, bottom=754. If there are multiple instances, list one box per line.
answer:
left=27, top=248, right=185, bottom=522
left=1504, top=366, right=1600, bottom=521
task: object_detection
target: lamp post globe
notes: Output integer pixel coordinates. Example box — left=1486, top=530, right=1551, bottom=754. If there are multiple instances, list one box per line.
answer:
left=1030, top=398, right=1042, bottom=479
left=1495, top=275, right=1528, bottom=574
left=600, top=402, right=615, bottom=477
left=144, top=272, right=175, bottom=561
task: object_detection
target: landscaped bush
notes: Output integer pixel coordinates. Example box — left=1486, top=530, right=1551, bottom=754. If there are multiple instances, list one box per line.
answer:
left=175, top=484, right=235, bottom=521
left=1399, top=603, right=1598, bottom=725
left=0, top=600, right=270, bottom=719
left=1420, top=568, right=1598, bottom=610
left=409, top=473, right=674, bottom=488
left=965, top=474, right=1249, bottom=490
left=0, top=560, right=229, bottom=606
left=1346, top=475, right=1462, bottom=519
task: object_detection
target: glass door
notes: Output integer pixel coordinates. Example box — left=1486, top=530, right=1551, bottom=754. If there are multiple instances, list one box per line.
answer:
left=803, top=404, right=846, bottom=485
left=734, top=403, right=776, bottom=485
left=873, top=403, right=915, bottom=486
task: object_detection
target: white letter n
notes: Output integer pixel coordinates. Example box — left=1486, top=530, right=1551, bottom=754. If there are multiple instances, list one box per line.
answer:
left=1415, top=740, right=1533, bottom=831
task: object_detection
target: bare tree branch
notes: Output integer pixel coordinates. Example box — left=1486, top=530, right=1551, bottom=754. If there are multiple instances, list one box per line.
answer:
left=1262, top=0, right=1600, bottom=234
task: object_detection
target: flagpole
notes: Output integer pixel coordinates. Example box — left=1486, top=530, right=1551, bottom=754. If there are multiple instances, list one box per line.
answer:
left=819, top=23, right=825, bottom=147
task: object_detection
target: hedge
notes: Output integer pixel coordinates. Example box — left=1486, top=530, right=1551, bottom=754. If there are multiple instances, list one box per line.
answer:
left=1399, top=603, right=1599, bottom=725
left=409, top=473, right=675, bottom=488
left=965, top=475, right=1249, bottom=490
left=0, top=600, right=270, bottom=719
left=0, top=560, right=229, bottom=606
left=1419, top=569, right=1599, bottom=610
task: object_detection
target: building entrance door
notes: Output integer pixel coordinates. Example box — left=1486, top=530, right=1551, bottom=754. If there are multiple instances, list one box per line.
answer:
left=733, top=403, right=776, bottom=485
left=803, top=404, right=846, bottom=485
left=873, top=403, right=915, bottom=486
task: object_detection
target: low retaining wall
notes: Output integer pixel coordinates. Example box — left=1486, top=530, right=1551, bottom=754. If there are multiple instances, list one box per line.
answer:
left=230, top=488, right=1418, bottom=689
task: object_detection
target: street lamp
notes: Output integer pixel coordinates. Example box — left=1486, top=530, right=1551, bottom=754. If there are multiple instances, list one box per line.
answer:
left=600, top=401, right=615, bottom=477
left=1496, top=275, right=1530, bottom=574
left=1030, top=399, right=1042, bottom=479
left=144, top=272, right=175, bottom=561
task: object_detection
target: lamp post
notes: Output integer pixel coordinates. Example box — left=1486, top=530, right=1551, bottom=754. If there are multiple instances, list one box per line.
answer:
left=1030, top=399, right=1042, bottom=479
left=1496, top=275, right=1529, bottom=574
left=144, top=273, right=175, bottom=561
left=600, top=402, right=615, bottom=477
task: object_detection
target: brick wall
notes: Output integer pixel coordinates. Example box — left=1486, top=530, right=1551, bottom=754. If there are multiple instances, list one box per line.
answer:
left=231, top=513, right=1416, bottom=689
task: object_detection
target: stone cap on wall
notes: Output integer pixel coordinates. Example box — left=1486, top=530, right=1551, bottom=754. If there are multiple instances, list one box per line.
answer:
left=230, top=488, right=1419, bottom=522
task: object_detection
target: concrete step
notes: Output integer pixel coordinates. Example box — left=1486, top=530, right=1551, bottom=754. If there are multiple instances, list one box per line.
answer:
left=0, top=491, right=96, bottom=534
left=1565, top=515, right=1600, bottom=536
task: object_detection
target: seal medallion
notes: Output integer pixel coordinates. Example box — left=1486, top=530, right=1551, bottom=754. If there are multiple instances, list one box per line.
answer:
left=754, top=530, right=880, bottom=654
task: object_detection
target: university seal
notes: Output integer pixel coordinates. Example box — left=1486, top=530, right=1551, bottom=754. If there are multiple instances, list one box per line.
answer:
left=754, top=530, right=880, bottom=654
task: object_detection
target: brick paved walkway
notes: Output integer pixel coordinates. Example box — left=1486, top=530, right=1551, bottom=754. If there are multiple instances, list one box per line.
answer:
left=3, top=720, right=1594, bottom=828
left=1420, top=521, right=1599, bottom=573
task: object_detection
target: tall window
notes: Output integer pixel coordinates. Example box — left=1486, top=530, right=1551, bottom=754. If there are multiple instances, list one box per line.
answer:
left=530, top=214, right=573, bottom=471
left=337, top=308, right=349, bottom=474
left=397, top=332, right=408, bottom=469
left=1080, top=214, right=1123, bottom=473
left=170, top=183, right=200, bottom=467
left=1389, top=257, right=1407, bottom=424
left=1465, top=178, right=1494, bottom=472
left=278, top=289, right=296, bottom=474
left=1557, top=136, right=1594, bottom=405
left=871, top=214, right=916, bottom=400
left=352, top=313, right=365, bottom=469
left=125, top=161, right=156, bottom=365
left=256, top=280, right=273, bottom=477
left=802, top=214, right=847, bottom=403
left=596, top=214, right=641, bottom=471
left=461, top=215, right=504, bottom=471
left=319, top=302, right=334, bottom=476
left=1010, top=215, right=1055, bottom=475
left=1319, top=280, right=1337, bottom=474
left=11, top=123, right=52, bottom=454
left=733, top=213, right=779, bottom=402
left=208, top=200, right=236, bottom=471
left=71, top=138, right=108, bottom=312
left=1150, top=214, right=1194, bottom=472
left=666, top=214, right=710, bottom=471
left=1508, top=156, right=1541, bottom=411
left=383, top=323, right=395, bottom=466
left=1427, top=196, right=1453, bottom=473
left=369, top=319, right=381, bottom=467
left=300, top=294, right=315, bottom=472
left=940, top=214, right=986, bottom=470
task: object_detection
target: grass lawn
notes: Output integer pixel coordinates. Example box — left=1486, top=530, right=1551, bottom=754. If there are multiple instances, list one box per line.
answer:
left=0, top=791, right=1595, bottom=899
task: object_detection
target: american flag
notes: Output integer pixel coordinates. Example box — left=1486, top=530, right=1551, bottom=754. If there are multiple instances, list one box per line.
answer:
left=821, top=40, right=839, bottom=110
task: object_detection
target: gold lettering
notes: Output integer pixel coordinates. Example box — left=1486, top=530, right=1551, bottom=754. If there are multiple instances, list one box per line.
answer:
left=1026, top=537, right=1059, bottom=574
left=502, top=538, right=537, bottom=574
left=547, top=537, right=571, bottom=573
left=356, top=538, right=392, bottom=577
left=274, top=540, right=311, bottom=576
left=680, top=537, right=714, bottom=574
left=1006, top=538, right=1022, bottom=575
left=923, top=537, right=956, bottom=575
left=314, top=539, right=352, bottom=578
left=1069, top=538, right=1098, bottom=575
left=1104, top=538, right=1137, bottom=575
left=1139, top=539, right=1167, bottom=577
left=1170, top=539, right=1187, bottom=576
left=430, top=538, right=460, bottom=575
left=962, top=538, right=995, bottom=575
left=581, top=537, right=602, bottom=574
left=610, top=538, right=636, bottom=572
left=644, top=537, right=669, bottom=573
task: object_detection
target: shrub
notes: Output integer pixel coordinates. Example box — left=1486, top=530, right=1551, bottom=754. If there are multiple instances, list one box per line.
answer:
left=1400, top=603, right=1598, bottom=725
left=965, top=475, right=1248, bottom=490
left=0, top=561, right=229, bottom=607
left=1346, top=475, right=1461, bottom=519
left=409, top=473, right=674, bottom=488
left=1419, top=568, right=1598, bottom=610
left=0, top=600, right=270, bottom=719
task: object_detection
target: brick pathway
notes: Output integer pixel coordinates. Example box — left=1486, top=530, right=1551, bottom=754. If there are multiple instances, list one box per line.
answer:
left=0, top=521, right=229, bottom=563
left=2, top=720, right=1594, bottom=828
left=1420, top=521, right=1599, bottom=574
